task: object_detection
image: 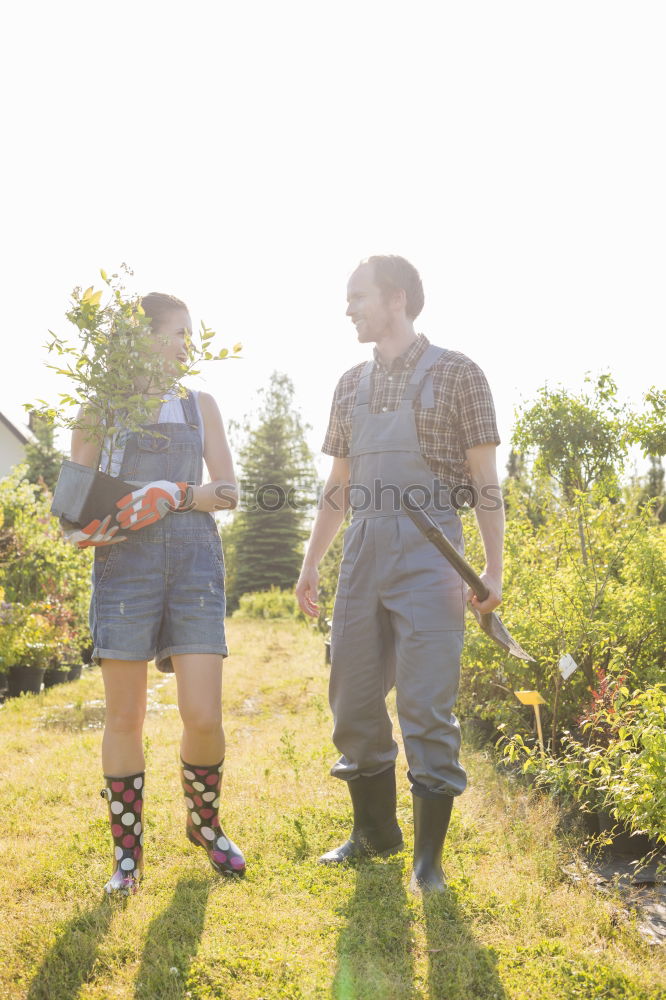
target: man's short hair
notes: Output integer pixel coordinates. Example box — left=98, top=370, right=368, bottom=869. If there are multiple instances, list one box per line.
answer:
left=363, top=255, right=425, bottom=319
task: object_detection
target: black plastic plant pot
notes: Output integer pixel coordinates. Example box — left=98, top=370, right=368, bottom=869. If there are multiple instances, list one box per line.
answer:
left=67, top=664, right=83, bottom=681
left=44, top=667, right=71, bottom=687
left=50, top=460, right=133, bottom=530
left=7, top=666, right=45, bottom=697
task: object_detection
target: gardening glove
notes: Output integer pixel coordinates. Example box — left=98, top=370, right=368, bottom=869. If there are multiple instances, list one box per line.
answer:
left=116, top=480, right=189, bottom=531
left=62, top=515, right=126, bottom=548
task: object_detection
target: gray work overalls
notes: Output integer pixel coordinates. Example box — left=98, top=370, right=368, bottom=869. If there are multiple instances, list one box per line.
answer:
left=330, top=345, right=467, bottom=798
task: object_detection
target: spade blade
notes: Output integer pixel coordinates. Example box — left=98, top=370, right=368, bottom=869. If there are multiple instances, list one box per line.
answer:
left=469, top=606, right=535, bottom=662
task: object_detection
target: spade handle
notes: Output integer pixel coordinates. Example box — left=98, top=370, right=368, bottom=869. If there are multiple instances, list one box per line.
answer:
left=401, top=497, right=490, bottom=602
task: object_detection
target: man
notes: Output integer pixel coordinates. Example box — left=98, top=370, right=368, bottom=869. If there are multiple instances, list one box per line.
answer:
left=296, top=255, right=503, bottom=892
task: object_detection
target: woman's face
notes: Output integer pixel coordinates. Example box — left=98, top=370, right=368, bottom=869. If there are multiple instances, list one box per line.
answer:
left=154, top=308, right=192, bottom=375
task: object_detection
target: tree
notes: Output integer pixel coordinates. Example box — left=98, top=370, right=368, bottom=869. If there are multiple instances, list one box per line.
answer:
left=512, top=374, right=629, bottom=563
left=513, top=374, right=629, bottom=503
left=628, top=387, right=666, bottom=458
left=225, top=373, right=318, bottom=608
left=24, top=413, right=65, bottom=492
left=636, top=455, right=666, bottom=524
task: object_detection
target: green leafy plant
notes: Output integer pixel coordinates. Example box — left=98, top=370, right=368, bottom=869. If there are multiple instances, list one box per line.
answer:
left=500, top=676, right=666, bottom=844
left=232, top=587, right=306, bottom=621
left=0, top=598, right=21, bottom=675
left=0, top=602, right=57, bottom=670
left=29, top=266, right=241, bottom=457
left=459, top=484, right=665, bottom=738
left=0, top=467, right=91, bottom=638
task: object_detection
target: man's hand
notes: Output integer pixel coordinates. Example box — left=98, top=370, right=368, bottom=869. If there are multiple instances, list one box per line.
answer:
left=296, top=565, right=320, bottom=618
left=63, top=515, right=126, bottom=548
left=116, top=481, right=188, bottom=531
left=468, top=572, right=502, bottom=614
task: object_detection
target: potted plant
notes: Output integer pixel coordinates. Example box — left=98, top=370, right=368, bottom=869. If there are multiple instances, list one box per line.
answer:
left=61, top=636, right=84, bottom=682
left=41, top=599, right=84, bottom=683
left=31, top=266, right=240, bottom=528
left=0, top=597, right=16, bottom=699
left=6, top=605, right=54, bottom=697
left=43, top=657, right=71, bottom=687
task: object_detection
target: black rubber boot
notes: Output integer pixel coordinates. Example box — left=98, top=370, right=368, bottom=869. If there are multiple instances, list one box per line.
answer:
left=319, top=766, right=404, bottom=863
left=409, top=792, right=453, bottom=893
left=100, top=771, right=145, bottom=895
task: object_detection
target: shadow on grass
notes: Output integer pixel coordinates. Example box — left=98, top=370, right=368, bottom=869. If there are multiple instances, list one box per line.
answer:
left=423, top=889, right=506, bottom=1000
left=26, top=898, right=113, bottom=1000
left=333, top=857, right=416, bottom=1000
left=133, top=875, right=210, bottom=999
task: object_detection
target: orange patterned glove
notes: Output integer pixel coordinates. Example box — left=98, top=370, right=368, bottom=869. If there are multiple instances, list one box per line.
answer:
left=116, top=481, right=188, bottom=531
left=63, top=515, right=126, bottom=548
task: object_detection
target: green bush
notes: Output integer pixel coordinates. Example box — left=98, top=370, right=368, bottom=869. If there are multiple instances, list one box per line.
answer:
left=500, top=677, right=666, bottom=844
left=232, top=587, right=306, bottom=621
left=0, top=600, right=59, bottom=672
left=0, top=467, right=91, bottom=662
left=458, top=483, right=666, bottom=738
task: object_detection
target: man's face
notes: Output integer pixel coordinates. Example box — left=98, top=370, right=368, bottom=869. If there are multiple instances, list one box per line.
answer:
left=346, top=264, right=391, bottom=343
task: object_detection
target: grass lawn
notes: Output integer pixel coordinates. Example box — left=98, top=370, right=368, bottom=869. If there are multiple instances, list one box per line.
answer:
left=0, top=620, right=663, bottom=1000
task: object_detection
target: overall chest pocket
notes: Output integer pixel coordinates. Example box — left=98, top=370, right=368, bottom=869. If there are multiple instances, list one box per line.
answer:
left=137, top=433, right=171, bottom=454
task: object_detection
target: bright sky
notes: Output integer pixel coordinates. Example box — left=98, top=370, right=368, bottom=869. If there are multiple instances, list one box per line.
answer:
left=1, top=1, right=664, bottom=479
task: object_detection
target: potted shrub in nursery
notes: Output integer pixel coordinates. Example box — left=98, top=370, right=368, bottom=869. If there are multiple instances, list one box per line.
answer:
left=42, top=599, right=85, bottom=683
left=31, top=266, right=240, bottom=529
left=6, top=605, right=55, bottom=697
left=61, top=636, right=84, bottom=682
left=43, top=657, right=71, bottom=687
left=0, top=597, right=15, bottom=701
left=1, top=600, right=24, bottom=696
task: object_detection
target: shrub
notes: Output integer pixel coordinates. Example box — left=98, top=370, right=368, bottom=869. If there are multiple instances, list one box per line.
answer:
left=0, top=601, right=58, bottom=670
left=0, top=467, right=91, bottom=642
left=232, top=587, right=306, bottom=621
left=500, top=678, right=666, bottom=844
left=458, top=483, right=666, bottom=739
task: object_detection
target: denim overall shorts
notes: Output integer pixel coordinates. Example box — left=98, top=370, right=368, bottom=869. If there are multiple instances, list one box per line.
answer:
left=89, top=390, right=228, bottom=672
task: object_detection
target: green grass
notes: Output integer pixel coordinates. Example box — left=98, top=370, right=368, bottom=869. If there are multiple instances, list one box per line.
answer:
left=0, top=620, right=663, bottom=1000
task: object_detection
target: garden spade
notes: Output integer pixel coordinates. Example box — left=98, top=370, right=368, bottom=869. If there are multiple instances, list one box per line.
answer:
left=401, top=495, right=535, bottom=662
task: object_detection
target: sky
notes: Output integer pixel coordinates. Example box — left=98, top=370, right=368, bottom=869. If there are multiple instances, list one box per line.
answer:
left=1, top=0, right=664, bottom=479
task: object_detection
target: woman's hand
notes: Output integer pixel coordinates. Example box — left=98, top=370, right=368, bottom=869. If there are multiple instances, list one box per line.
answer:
left=116, top=481, right=189, bottom=531
left=63, top=515, right=126, bottom=548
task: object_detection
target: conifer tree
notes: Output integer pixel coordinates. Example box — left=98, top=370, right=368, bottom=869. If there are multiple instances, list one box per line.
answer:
left=226, top=372, right=317, bottom=608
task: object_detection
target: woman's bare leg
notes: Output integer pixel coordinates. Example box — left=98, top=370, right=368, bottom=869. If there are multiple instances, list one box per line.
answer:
left=101, top=659, right=148, bottom=775
left=172, top=653, right=224, bottom=765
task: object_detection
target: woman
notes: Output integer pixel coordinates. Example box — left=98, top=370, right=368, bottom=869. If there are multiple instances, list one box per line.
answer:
left=66, top=292, right=245, bottom=893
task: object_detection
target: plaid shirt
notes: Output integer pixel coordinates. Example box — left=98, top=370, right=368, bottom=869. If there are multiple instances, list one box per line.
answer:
left=322, top=334, right=500, bottom=494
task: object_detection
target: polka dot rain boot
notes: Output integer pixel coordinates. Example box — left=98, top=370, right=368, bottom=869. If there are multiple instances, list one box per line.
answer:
left=100, top=771, right=144, bottom=894
left=180, top=758, right=246, bottom=876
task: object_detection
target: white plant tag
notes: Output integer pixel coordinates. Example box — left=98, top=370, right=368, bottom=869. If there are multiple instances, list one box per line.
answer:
left=559, top=653, right=579, bottom=680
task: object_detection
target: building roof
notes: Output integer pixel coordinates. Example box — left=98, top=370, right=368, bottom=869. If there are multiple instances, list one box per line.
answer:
left=0, top=411, right=29, bottom=445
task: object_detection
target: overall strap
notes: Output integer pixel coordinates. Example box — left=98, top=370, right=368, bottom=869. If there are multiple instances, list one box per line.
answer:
left=399, top=346, right=445, bottom=409
left=179, top=389, right=200, bottom=429
left=353, top=360, right=377, bottom=408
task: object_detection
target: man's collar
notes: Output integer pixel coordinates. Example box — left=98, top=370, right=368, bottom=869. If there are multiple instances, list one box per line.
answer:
left=373, top=333, right=430, bottom=372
